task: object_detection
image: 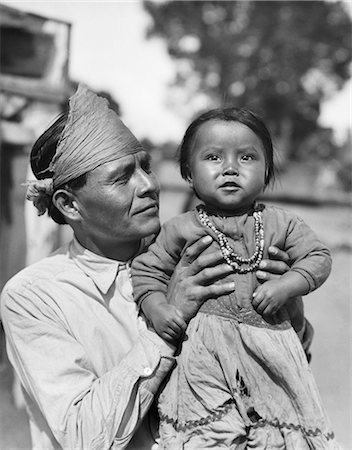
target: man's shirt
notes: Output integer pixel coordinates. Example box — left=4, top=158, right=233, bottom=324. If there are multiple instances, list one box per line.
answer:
left=1, top=238, right=175, bottom=450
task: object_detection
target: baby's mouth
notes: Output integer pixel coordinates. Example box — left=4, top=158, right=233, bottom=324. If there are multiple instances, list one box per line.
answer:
left=220, top=181, right=240, bottom=189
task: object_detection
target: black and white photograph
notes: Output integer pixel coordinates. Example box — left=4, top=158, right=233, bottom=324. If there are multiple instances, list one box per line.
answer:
left=0, top=1, right=351, bottom=449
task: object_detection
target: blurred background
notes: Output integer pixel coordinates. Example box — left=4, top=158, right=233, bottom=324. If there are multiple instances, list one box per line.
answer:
left=0, top=0, right=351, bottom=448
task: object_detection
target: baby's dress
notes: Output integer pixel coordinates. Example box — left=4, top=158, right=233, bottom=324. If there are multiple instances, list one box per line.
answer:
left=132, top=204, right=339, bottom=449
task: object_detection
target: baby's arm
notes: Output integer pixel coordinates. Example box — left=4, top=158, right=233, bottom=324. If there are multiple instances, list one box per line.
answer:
left=253, top=209, right=332, bottom=331
left=132, top=216, right=199, bottom=343
left=252, top=271, right=309, bottom=329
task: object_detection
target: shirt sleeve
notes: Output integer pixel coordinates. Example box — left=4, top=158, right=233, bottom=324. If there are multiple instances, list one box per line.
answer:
left=283, top=214, right=332, bottom=292
left=132, top=219, right=187, bottom=306
left=1, top=284, right=175, bottom=450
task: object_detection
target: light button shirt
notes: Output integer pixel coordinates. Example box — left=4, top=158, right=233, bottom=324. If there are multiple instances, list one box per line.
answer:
left=1, top=238, right=175, bottom=450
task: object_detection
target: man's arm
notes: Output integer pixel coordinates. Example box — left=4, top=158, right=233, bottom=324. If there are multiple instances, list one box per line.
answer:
left=1, top=285, right=175, bottom=450
left=1, top=234, right=237, bottom=450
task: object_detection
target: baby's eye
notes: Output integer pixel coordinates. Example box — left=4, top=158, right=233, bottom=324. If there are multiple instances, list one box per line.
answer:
left=241, top=154, right=255, bottom=161
left=205, top=154, right=221, bottom=161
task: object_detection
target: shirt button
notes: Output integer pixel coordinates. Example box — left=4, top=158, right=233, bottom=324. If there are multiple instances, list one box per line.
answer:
left=143, top=367, right=152, bottom=376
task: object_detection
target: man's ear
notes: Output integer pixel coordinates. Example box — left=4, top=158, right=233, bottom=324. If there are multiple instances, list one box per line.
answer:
left=52, top=189, right=80, bottom=221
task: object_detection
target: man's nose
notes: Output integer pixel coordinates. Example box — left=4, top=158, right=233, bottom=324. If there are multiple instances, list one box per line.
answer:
left=137, top=170, right=159, bottom=195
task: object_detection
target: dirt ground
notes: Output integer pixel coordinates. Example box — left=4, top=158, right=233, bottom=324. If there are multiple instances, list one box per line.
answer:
left=0, top=193, right=351, bottom=449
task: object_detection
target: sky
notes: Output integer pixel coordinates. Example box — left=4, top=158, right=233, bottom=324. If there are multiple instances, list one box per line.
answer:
left=2, top=0, right=351, bottom=144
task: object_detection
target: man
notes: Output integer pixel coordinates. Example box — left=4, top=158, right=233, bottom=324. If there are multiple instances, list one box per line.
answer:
left=0, top=86, right=299, bottom=449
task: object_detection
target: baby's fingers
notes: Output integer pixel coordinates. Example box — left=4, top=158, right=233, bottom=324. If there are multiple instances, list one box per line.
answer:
left=252, top=287, right=264, bottom=307
left=252, top=295, right=270, bottom=314
left=173, top=310, right=187, bottom=333
left=160, top=320, right=185, bottom=343
left=262, top=303, right=280, bottom=317
left=160, top=329, right=181, bottom=343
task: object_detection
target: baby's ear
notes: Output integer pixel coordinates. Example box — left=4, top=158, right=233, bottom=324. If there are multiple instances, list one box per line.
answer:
left=185, top=166, right=193, bottom=186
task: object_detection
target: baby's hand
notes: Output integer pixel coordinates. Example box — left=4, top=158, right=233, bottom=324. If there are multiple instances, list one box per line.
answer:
left=151, top=303, right=186, bottom=343
left=252, top=280, right=290, bottom=318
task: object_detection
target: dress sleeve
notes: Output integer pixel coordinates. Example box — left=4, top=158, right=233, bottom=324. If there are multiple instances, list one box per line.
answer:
left=132, top=218, right=186, bottom=306
left=284, top=214, right=332, bottom=292
left=1, top=284, right=175, bottom=450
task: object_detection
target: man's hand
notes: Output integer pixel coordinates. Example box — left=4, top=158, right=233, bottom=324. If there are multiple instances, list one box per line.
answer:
left=167, top=235, right=235, bottom=323
left=256, top=246, right=291, bottom=282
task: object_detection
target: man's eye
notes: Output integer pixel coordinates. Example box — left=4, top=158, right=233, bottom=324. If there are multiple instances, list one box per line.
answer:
left=115, top=169, right=133, bottom=184
left=115, top=175, right=129, bottom=185
left=142, top=161, right=152, bottom=173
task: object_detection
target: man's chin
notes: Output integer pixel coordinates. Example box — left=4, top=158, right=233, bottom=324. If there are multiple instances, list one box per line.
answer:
left=139, top=217, right=161, bottom=237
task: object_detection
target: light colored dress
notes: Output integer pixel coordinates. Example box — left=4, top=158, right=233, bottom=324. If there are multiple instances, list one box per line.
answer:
left=133, top=203, right=339, bottom=449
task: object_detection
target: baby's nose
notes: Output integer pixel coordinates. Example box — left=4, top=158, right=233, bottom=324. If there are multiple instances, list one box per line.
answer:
left=223, top=165, right=239, bottom=176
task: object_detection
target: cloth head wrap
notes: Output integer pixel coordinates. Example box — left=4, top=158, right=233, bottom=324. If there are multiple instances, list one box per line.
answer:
left=26, top=84, right=143, bottom=215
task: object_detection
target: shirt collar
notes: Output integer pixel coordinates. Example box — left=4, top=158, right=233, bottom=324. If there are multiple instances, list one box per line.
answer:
left=69, top=237, right=128, bottom=294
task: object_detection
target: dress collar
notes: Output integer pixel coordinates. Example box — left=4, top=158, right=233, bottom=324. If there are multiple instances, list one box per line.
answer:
left=198, top=202, right=257, bottom=218
left=69, top=237, right=128, bottom=294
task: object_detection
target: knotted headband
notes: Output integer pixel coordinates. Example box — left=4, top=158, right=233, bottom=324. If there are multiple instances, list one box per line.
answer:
left=26, top=84, right=143, bottom=215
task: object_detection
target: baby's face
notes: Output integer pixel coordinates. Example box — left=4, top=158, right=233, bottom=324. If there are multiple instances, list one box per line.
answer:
left=188, top=119, right=266, bottom=213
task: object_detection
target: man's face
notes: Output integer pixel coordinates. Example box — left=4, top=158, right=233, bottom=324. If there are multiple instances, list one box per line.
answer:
left=74, top=150, right=160, bottom=258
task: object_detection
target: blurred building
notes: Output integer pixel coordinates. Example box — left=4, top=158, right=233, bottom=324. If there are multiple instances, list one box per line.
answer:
left=0, top=4, right=72, bottom=286
left=0, top=4, right=72, bottom=362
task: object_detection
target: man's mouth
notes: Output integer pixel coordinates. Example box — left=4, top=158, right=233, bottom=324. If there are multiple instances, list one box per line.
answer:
left=135, top=202, right=159, bottom=215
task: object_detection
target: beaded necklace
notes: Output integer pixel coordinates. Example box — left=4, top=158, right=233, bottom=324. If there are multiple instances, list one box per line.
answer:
left=198, top=206, right=264, bottom=274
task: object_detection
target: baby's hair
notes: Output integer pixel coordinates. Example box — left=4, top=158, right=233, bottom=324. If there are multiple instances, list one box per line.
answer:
left=30, top=111, right=88, bottom=224
left=178, top=107, right=275, bottom=187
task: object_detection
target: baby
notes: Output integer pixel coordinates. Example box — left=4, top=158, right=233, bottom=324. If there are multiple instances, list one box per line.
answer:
left=132, top=107, right=336, bottom=449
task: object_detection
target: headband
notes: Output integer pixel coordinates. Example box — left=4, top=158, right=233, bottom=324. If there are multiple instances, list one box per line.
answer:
left=26, top=84, right=143, bottom=215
